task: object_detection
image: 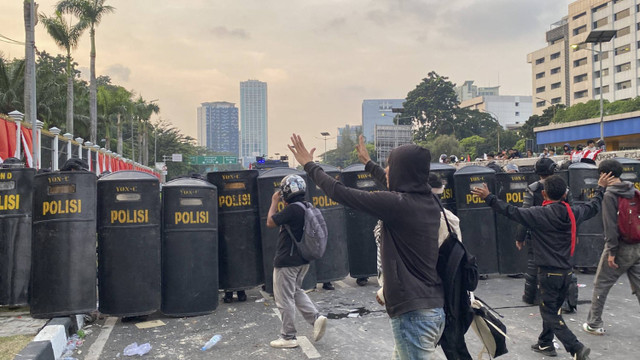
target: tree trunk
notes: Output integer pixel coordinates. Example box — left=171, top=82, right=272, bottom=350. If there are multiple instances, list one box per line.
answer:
left=66, top=53, right=74, bottom=135
left=137, top=130, right=142, bottom=164
left=117, top=113, right=122, bottom=155
left=89, top=26, right=97, bottom=143
left=24, top=0, right=37, bottom=164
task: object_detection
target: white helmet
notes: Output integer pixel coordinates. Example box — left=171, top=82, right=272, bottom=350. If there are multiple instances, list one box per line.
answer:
left=280, top=174, right=306, bottom=201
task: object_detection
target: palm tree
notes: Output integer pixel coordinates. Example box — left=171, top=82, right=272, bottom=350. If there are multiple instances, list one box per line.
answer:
left=0, top=58, right=25, bottom=114
left=133, top=98, right=159, bottom=165
left=39, top=11, right=87, bottom=135
left=56, top=0, right=115, bottom=144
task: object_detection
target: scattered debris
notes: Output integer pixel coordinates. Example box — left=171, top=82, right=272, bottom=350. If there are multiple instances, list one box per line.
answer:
left=123, top=342, right=152, bottom=356
left=255, top=298, right=266, bottom=303
left=135, top=320, right=166, bottom=329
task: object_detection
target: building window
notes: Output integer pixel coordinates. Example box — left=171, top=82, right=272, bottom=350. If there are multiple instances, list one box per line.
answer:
left=616, top=62, right=631, bottom=73
left=551, top=82, right=562, bottom=89
left=515, top=102, right=519, bottom=107
left=536, top=72, right=545, bottom=79
left=637, top=22, right=640, bottom=31
left=594, top=17, right=609, bottom=29
left=535, top=57, right=545, bottom=65
left=594, top=52, right=609, bottom=62
left=615, top=8, right=630, bottom=20
left=572, top=25, right=587, bottom=36
left=550, top=67, right=561, bottom=74
left=594, top=85, right=610, bottom=95
left=574, top=73, right=588, bottom=83
left=573, top=11, right=586, bottom=20
left=574, top=57, right=587, bottom=67
left=617, top=26, right=631, bottom=37
left=574, top=90, right=588, bottom=99
left=551, top=97, right=562, bottom=104
left=536, top=86, right=546, bottom=93
left=615, top=44, right=631, bottom=55
left=617, top=80, right=632, bottom=90
left=594, top=68, right=610, bottom=78
left=536, top=101, right=546, bottom=107
left=550, top=52, right=561, bottom=60
left=515, top=112, right=520, bottom=116
left=593, top=3, right=608, bottom=13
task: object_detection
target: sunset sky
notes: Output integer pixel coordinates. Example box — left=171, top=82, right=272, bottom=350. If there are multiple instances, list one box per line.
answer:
left=0, top=0, right=572, bottom=161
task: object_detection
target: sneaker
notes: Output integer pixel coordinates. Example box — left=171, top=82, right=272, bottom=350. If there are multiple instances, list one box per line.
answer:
left=356, top=278, right=368, bottom=286
left=313, top=315, right=327, bottom=342
left=237, top=291, right=247, bottom=302
left=582, top=323, right=605, bottom=335
left=270, top=338, right=298, bottom=348
left=573, top=346, right=591, bottom=360
left=531, top=343, right=557, bottom=357
left=322, top=282, right=335, bottom=290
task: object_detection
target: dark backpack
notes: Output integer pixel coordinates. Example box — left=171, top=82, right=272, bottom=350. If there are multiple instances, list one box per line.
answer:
left=284, top=201, right=328, bottom=261
left=617, top=190, right=640, bottom=244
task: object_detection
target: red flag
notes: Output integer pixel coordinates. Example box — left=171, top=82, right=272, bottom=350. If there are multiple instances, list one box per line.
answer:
left=467, top=154, right=471, bottom=162
left=21, top=128, right=34, bottom=168
left=0, top=119, right=10, bottom=160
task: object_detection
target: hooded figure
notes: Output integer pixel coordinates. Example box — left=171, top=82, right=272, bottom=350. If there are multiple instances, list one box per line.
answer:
left=295, top=140, right=445, bottom=358
left=563, top=143, right=572, bottom=155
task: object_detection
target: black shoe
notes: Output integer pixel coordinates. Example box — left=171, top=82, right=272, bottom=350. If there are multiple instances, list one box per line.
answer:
left=237, top=290, right=247, bottom=302
left=223, top=292, right=234, bottom=303
left=322, top=282, right=335, bottom=290
left=531, top=343, right=557, bottom=357
left=356, top=278, right=368, bottom=286
left=574, top=346, right=591, bottom=360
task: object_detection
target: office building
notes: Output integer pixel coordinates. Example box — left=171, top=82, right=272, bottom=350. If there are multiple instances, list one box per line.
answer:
left=362, top=99, right=405, bottom=143
left=240, top=80, right=268, bottom=167
left=196, top=102, right=239, bottom=155
left=460, top=95, right=533, bottom=129
left=374, top=124, right=412, bottom=167
left=455, top=80, right=500, bottom=102
left=528, top=0, right=640, bottom=115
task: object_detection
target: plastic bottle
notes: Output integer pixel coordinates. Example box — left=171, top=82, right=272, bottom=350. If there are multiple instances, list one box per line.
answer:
left=201, top=335, right=222, bottom=351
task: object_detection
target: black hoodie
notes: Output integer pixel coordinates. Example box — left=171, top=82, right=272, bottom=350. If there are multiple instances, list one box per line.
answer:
left=304, top=144, right=444, bottom=318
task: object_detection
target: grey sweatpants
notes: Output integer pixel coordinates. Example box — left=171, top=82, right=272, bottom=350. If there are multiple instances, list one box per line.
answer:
left=586, top=242, right=640, bottom=328
left=273, top=264, right=319, bottom=340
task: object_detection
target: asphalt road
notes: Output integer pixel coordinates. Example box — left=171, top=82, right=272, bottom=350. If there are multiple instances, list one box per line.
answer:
left=67, top=273, right=639, bottom=360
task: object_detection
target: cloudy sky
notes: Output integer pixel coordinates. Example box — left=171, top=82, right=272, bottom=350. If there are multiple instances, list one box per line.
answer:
left=0, top=0, right=572, bottom=162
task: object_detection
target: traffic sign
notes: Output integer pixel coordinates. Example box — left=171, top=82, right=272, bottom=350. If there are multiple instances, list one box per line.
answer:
left=188, top=156, right=237, bottom=165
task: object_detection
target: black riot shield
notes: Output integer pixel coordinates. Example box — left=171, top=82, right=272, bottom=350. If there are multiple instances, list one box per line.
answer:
left=495, top=171, right=536, bottom=274
left=341, top=164, right=383, bottom=280
left=0, top=168, right=35, bottom=306
left=257, top=168, right=317, bottom=293
left=615, top=157, right=640, bottom=190
left=97, top=171, right=161, bottom=317
left=161, top=178, right=218, bottom=316
left=454, top=165, right=498, bottom=274
left=307, top=164, right=348, bottom=283
left=568, top=162, right=603, bottom=268
left=31, top=171, right=97, bottom=318
left=207, top=170, right=264, bottom=291
left=430, top=163, right=457, bottom=214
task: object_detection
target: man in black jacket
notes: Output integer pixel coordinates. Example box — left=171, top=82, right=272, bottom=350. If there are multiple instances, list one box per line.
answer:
left=289, top=134, right=444, bottom=360
left=472, top=174, right=614, bottom=360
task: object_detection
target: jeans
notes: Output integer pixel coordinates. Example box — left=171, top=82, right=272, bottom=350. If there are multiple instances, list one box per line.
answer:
left=390, top=308, right=445, bottom=360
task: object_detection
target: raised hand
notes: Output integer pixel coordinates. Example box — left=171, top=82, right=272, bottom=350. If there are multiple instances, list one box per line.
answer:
left=597, top=171, right=615, bottom=188
left=288, top=133, right=316, bottom=166
left=356, top=135, right=371, bottom=165
left=470, top=183, right=491, bottom=199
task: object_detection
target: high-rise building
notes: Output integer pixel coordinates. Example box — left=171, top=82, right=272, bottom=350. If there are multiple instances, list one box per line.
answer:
left=362, top=99, right=405, bottom=143
left=240, top=80, right=268, bottom=167
left=528, top=0, right=640, bottom=115
left=196, top=101, right=239, bottom=155
left=460, top=95, right=532, bottom=129
left=374, top=124, right=412, bottom=167
left=455, top=80, right=500, bottom=102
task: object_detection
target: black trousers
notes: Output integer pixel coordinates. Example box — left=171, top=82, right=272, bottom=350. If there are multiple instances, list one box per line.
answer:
left=537, top=268, right=583, bottom=354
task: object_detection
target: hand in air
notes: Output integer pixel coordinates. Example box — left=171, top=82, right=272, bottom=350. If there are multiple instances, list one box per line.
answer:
left=356, top=135, right=371, bottom=165
left=470, top=183, right=491, bottom=199
left=288, top=133, right=316, bottom=166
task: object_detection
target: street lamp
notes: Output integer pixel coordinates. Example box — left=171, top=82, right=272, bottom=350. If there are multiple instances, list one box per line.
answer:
left=572, top=29, right=616, bottom=143
left=320, top=132, right=331, bottom=162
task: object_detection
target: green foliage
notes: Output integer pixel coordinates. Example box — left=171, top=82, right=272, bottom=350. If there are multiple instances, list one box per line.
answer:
left=0, top=57, right=25, bottom=114
left=416, top=134, right=460, bottom=161
left=553, top=100, right=602, bottom=123
left=513, top=139, right=526, bottom=153
left=459, top=135, right=486, bottom=160
left=348, top=143, right=377, bottom=165
left=323, top=126, right=368, bottom=168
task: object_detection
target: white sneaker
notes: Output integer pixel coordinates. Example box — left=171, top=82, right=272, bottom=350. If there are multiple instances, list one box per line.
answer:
left=313, top=315, right=327, bottom=342
left=270, top=338, right=298, bottom=348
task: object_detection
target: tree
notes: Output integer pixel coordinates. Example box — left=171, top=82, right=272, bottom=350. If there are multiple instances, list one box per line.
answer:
left=416, top=134, right=460, bottom=160
left=57, top=0, right=115, bottom=144
left=39, top=10, right=87, bottom=135
left=0, top=57, right=25, bottom=114
left=459, top=135, right=486, bottom=160
left=401, top=71, right=459, bottom=141
left=323, top=126, right=361, bottom=168
left=519, top=104, right=562, bottom=141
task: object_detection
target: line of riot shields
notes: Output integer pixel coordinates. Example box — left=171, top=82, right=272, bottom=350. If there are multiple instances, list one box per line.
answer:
left=1, top=158, right=639, bottom=318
